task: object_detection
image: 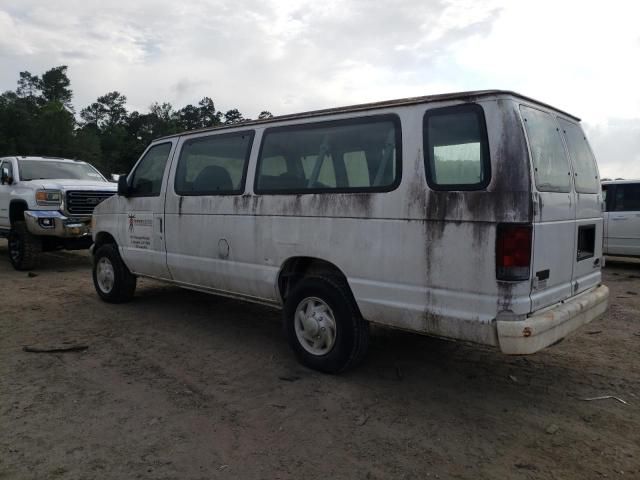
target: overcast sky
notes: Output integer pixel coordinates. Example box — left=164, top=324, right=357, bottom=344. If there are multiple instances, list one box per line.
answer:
left=0, top=0, right=638, bottom=178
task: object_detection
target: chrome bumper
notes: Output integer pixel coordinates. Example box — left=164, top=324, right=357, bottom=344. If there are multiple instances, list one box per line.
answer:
left=24, top=210, right=91, bottom=238
left=497, top=285, right=609, bottom=354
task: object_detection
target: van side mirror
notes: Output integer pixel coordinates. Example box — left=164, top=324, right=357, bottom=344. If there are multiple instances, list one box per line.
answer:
left=117, top=175, right=131, bottom=196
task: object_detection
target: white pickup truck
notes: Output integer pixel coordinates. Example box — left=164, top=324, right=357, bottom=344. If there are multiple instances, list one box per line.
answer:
left=0, top=156, right=117, bottom=270
left=602, top=180, right=640, bottom=257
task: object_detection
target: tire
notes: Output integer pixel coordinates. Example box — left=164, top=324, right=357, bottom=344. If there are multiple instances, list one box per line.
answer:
left=8, top=221, right=42, bottom=271
left=92, top=243, right=137, bottom=303
left=283, top=275, right=370, bottom=374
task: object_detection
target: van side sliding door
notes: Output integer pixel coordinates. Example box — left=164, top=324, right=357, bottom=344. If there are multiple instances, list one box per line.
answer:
left=163, top=130, right=257, bottom=294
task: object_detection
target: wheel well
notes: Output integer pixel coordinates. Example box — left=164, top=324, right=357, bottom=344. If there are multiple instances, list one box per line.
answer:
left=278, top=257, right=349, bottom=302
left=9, top=201, right=28, bottom=225
left=93, top=232, right=117, bottom=251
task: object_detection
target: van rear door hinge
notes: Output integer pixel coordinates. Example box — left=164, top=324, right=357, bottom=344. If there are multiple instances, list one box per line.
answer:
left=532, top=192, right=540, bottom=217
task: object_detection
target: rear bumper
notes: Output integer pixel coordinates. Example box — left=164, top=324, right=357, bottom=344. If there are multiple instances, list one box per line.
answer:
left=24, top=210, right=91, bottom=238
left=497, top=285, right=609, bottom=354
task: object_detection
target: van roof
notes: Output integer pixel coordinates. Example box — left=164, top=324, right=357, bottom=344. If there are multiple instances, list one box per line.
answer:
left=601, top=179, right=640, bottom=185
left=156, top=89, right=581, bottom=141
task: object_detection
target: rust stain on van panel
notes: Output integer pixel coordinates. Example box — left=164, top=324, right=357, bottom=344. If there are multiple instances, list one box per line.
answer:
left=425, top=191, right=530, bottom=223
left=423, top=101, right=532, bottom=322
left=492, top=99, right=532, bottom=197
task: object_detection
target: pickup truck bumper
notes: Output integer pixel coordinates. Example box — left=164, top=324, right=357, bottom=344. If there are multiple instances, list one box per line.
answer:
left=24, top=210, right=91, bottom=238
left=497, top=284, right=609, bottom=354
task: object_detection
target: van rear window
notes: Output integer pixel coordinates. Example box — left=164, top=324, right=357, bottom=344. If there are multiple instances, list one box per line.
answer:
left=558, top=119, right=599, bottom=194
left=423, top=104, right=490, bottom=190
left=520, top=105, right=571, bottom=193
left=255, top=115, right=401, bottom=194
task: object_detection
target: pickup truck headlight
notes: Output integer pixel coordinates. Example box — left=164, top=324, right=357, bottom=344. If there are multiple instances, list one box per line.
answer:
left=36, top=190, right=62, bottom=206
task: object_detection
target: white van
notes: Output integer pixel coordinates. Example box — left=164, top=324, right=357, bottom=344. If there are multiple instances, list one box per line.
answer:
left=602, top=180, right=640, bottom=257
left=90, top=90, right=609, bottom=373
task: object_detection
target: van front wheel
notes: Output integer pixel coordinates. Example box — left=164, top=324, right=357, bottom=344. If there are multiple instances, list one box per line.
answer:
left=283, top=276, right=369, bottom=373
left=92, top=244, right=136, bottom=303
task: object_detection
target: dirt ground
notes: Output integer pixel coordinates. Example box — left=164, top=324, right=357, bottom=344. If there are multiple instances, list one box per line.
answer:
left=0, top=240, right=638, bottom=480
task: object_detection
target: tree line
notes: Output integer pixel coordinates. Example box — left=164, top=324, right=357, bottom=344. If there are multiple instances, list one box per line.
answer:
left=0, top=66, right=273, bottom=175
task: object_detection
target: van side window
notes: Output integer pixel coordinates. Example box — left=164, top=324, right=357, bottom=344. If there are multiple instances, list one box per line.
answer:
left=613, top=184, right=640, bottom=212
left=423, top=104, right=490, bottom=190
left=255, top=115, right=401, bottom=193
left=558, top=119, right=599, bottom=194
left=129, top=143, right=173, bottom=197
left=520, top=105, right=571, bottom=193
left=344, top=151, right=370, bottom=187
left=175, top=132, right=254, bottom=195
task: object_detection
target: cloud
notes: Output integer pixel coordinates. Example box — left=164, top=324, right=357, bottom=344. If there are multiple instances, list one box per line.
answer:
left=585, top=119, right=640, bottom=180
left=0, top=0, right=501, bottom=111
left=0, top=0, right=638, bottom=177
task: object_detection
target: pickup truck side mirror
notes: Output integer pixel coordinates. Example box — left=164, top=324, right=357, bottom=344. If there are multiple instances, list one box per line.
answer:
left=117, top=175, right=131, bottom=196
left=1, top=168, right=10, bottom=185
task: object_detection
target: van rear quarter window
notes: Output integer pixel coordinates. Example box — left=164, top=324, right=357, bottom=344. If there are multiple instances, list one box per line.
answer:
left=255, top=115, right=401, bottom=193
left=423, top=104, right=490, bottom=190
left=520, top=105, right=571, bottom=193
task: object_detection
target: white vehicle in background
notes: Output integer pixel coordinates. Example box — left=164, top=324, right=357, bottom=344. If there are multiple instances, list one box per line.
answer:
left=602, top=180, right=640, bottom=257
left=0, top=156, right=116, bottom=270
left=90, top=90, right=609, bottom=373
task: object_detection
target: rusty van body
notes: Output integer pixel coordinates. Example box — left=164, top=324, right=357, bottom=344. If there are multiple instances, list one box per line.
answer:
left=90, top=90, right=609, bottom=372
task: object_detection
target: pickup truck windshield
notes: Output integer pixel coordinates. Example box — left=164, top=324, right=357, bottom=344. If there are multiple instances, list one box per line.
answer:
left=18, top=160, right=106, bottom=182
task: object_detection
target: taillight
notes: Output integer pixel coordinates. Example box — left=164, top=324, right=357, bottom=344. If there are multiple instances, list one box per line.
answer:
left=496, top=223, right=532, bottom=281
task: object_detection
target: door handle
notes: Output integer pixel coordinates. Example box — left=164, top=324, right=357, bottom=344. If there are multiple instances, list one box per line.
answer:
left=157, top=217, right=163, bottom=233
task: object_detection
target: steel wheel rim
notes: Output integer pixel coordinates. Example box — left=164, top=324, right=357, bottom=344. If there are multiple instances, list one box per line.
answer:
left=96, top=257, right=115, bottom=294
left=294, top=296, right=337, bottom=356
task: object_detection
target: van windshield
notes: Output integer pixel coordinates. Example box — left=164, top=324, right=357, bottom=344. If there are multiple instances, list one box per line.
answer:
left=19, top=160, right=106, bottom=182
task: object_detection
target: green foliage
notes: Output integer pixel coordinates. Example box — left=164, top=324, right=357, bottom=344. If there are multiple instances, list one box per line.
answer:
left=0, top=66, right=269, bottom=175
left=40, top=66, right=73, bottom=109
left=223, top=109, right=245, bottom=125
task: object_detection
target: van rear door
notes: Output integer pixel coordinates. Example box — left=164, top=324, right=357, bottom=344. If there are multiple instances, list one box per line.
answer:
left=520, top=105, right=576, bottom=311
left=558, top=119, right=603, bottom=294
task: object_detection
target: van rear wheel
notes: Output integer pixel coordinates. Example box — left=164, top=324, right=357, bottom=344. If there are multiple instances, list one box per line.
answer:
left=92, top=243, right=136, bottom=303
left=283, top=276, right=369, bottom=373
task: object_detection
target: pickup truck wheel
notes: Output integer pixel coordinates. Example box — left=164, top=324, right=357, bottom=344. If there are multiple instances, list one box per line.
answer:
left=283, top=276, right=370, bottom=374
left=92, top=244, right=136, bottom=303
left=8, top=221, right=42, bottom=271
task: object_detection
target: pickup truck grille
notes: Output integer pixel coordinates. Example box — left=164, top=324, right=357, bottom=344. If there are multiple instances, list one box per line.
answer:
left=65, top=191, right=114, bottom=216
